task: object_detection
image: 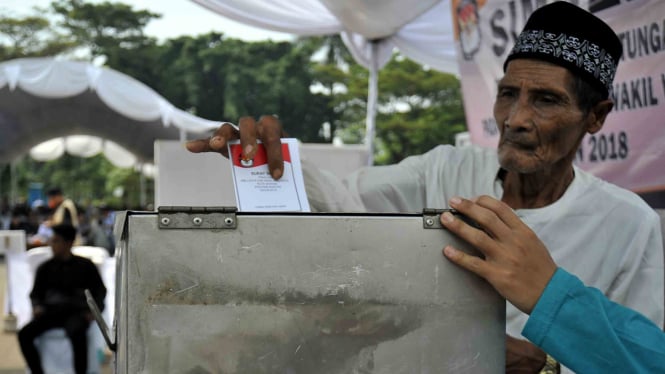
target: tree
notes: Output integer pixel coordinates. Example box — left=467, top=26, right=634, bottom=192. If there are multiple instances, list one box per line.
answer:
left=0, top=15, right=75, bottom=60
left=144, top=33, right=336, bottom=142
left=50, top=0, right=160, bottom=58
left=8, top=154, right=151, bottom=209
left=300, top=35, right=356, bottom=141
left=332, top=54, right=467, bottom=164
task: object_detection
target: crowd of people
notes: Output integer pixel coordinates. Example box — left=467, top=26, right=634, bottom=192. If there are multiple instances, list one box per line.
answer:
left=1, top=188, right=116, bottom=255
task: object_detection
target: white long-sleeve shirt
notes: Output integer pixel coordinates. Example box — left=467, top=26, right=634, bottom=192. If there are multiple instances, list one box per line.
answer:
left=303, top=144, right=664, bottom=338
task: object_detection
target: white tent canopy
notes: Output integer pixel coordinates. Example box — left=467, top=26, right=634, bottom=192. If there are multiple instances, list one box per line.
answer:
left=29, top=135, right=138, bottom=169
left=0, top=57, right=221, bottom=165
left=191, top=0, right=458, bottom=75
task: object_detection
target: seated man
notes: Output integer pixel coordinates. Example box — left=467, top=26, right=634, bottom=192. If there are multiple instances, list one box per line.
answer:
left=17, top=223, right=107, bottom=374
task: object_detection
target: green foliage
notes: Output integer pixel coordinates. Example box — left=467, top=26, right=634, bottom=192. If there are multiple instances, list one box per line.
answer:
left=0, top=154, right=151, bottom=210
left=7, top=154, right=149, bottom=209
left=128, top=33, right=336, bottom=142
left=0, top=15, right=75, bottom=59
left=50, top=0, right=160, bottom=57
left=331, top=55, right=467, bottom=164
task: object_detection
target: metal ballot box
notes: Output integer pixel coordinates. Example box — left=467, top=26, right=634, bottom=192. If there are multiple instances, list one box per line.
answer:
left=110, top=208, right=505, bottom=373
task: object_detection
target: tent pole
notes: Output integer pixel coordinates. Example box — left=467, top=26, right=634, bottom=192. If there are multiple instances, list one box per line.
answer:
left=10, top=160, right=17, bottom=207
left=0, top=164, right=4, bottom=204
left=139, top=163, right=147, bottom=209
left=365, top=40, right=379, bottom=166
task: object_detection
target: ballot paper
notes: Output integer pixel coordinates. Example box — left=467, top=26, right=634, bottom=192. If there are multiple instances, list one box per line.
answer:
left=228, top=138, right=310, bottom=212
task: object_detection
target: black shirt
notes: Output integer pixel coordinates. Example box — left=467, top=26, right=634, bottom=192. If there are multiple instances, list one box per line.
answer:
left=30, top=254, right=107, bottom=313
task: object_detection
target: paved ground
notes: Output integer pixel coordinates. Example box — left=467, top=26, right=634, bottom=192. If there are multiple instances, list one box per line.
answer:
left=0, top=256, right=112, bottom=374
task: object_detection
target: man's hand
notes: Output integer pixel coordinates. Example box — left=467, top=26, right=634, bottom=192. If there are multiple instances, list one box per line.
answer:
left=440, top=195, right=557, bottom=314
left=185, top=115, right=286, bottom=180
left=439, top=196, right=554, bottom=373
left=506, top=335, right=547, bottom=373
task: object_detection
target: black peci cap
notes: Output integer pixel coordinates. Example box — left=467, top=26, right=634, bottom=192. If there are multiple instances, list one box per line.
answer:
left=503, top=1, right=622, bottom=98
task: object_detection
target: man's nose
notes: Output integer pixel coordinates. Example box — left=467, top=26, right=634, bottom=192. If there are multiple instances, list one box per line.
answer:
left=505, top=96, right=534, bottom=132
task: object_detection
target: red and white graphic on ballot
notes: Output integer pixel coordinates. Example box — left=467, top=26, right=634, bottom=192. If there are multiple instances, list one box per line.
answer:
left=230, top=143, right=292, bottom=168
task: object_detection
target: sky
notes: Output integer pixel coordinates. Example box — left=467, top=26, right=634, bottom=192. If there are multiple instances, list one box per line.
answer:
left=1, top=0, right=295, bottom=42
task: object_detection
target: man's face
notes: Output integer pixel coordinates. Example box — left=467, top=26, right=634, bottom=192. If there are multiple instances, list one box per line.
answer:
left=47, top=194, right=63, bottom=209
left=493, top=59, right=590, bottom=174
left=49, top=234, right=71, bottom=258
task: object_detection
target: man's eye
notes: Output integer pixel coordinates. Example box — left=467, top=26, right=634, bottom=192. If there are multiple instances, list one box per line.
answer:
left=538, top=95, right=558, bottom=104
left=497, top=89, right=515, bottom=98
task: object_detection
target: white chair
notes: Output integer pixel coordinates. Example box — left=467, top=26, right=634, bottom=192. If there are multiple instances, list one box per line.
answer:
left=25, top=246, right=53, bottom=274
left=33, top=326, right=102, bottom=374
left=2, top=230, right=27, bottom=332
left=72, top=246, right=109, bottom=266
left=24, top=246, right=106, bottom=374
left=0, top=229, right=26, bottom=255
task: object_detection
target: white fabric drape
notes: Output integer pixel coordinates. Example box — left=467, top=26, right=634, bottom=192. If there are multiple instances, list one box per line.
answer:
left=192, top=0, right=341, bottom=35
left=29, top=136, right=139, bottom=169
left=0, top=58, right=221, bottom=132
left=65, top=136, right=103, bottom=158
left=1, top=58, right=222, bottom=168
left=190, top=0, right=459, bottom=75
left=29, top=138, right=66, bottom=162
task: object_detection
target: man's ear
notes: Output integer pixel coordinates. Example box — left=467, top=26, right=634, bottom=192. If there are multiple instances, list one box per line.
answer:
left=586, top=99, right=613, bottom=134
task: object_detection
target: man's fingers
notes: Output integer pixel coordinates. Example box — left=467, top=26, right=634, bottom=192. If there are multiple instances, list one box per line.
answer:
left=257, top=115, right=284, bottom=180
left=186, top=122, right=239, bottom=157
left=440, top=211, right=497, bottom=257
left=473, top=195, right=524, bottom=230
left=210, top=122, right=240, bottom=152
left=187, top=115, right=285, bottom=180
left=238, top=117, right=258, bottom=160
left=443, top=245, right=489, bottom=279
left=449, top=196, right=511, bottom=239
left=185, top=138, right=212, bottom=153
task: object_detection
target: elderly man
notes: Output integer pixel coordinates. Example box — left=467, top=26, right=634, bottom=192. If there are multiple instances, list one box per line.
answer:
left=187, top=2, right=663, bottom=372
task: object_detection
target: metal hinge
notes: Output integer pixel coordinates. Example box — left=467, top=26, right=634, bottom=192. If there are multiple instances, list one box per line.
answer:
left=157, top=206, right=238, bottom=229
left=422, top=208, right=449, bottom=229
left=422, top=208, right=480, bottom=230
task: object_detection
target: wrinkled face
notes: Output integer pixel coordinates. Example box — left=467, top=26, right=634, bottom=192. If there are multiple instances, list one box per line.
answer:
left=494, top=59, right=590, bottom=174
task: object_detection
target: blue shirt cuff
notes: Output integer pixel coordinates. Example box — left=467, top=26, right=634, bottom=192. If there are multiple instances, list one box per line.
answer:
left=522, top=267, right=581, bottom=345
